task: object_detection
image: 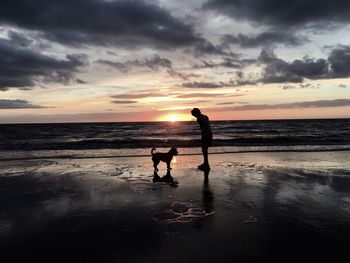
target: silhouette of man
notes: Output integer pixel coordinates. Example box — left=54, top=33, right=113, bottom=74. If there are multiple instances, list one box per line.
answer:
left=191, top=108, right=212, bottom=171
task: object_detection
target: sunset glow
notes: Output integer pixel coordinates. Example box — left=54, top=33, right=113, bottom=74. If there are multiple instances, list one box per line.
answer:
left=169, top=115, right=178, bottom=122
left=156, top=113, right=193, bottom=122
left=0, top=0, right=350, bottom=123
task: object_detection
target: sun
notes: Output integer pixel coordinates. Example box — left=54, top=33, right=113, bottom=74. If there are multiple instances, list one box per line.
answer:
left=169, top=114, right=178, bottom=122
left=156, top=113, right=192, bottom=122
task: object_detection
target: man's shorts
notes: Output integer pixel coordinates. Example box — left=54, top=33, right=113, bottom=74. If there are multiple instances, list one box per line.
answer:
left=201, top=134, right=213, bottom=147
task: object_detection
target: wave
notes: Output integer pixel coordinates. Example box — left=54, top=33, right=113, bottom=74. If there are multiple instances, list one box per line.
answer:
left=1, top=137, right=350, bottom=151
left=1, top=119, right=349, bottom=151
left=1, top=145, right=350, bottom=161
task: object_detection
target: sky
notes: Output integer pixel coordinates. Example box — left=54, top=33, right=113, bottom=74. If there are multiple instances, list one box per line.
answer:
left=1, top=0, right=350, bottom=123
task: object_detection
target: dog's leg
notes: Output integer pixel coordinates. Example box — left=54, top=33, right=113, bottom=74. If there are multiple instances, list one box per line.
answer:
left=153, top=159, right=160, bottom=172
left=166, top=161, right=172, bottom=170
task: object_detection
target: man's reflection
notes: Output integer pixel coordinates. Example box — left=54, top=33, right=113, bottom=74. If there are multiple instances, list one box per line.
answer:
left=202, top=170, right=214, bottom=213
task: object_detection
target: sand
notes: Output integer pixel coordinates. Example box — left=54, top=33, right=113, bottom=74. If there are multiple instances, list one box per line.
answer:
left=1, top=151, right=350, bottom=262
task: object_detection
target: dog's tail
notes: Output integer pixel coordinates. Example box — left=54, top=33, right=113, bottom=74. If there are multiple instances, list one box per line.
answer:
left=151, top=148, right=156, bottom=155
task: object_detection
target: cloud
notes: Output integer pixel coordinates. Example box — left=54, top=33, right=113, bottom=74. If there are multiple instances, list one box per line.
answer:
left=144, top=55, right=172, bottom=70
left=96, top=60, right=130, bottom=73
left=221, top=31, right=308, bottom=48
left=174, top=93, right=245, bottom=99
left=110, top=100, right=138, bottom=104
left=174, top=93, right=228, bottom=98
left=7, top=30, right=33, bottom=47
left=193, top=57, right=256, bottom=69
left=328, top=45, right=350, bottom=77
left=96, top=55, right=172, bottom=72
left=110, top=90, right=231, bottom=100
left=216, top=102, right=247, bottom=105
left=111, top=92, right=166, bottom=99
left=182, top=79, right=256, bottom=88
left=258, top=45, right=350, bottom=84
left=0, top=38, right=87, bottom=90
left=195, top=100, right=211, bottom=103
left=204, top=0, right=350, bottom=29
left=258, top=48, right=328, bottom=83
left=282, top=83, right=320, bottom=90
left=166, top=69, right=200, bottom=80
left=215, top=99, right=350, bottom=111
left=182, top=81, right=231, bottom=89
left=0, top=99, right=47, bottom=109
left=0, top=0, right=221, bottom=53
left=97, top=55, right=199, bottom=80
left=76, top=78, right=88, bottom=84
left=192, top=39, right=236, bottom=57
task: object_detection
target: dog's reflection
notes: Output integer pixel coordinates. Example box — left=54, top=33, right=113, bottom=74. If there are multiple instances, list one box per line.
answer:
left=152, top=169, right=178, bottom=187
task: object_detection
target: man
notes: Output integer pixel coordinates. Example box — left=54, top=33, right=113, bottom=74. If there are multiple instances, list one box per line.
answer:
left=191, top=108, right=213, bottom=171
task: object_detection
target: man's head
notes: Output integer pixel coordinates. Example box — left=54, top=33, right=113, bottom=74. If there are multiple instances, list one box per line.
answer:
left=191, top=108, right=201, bottom=117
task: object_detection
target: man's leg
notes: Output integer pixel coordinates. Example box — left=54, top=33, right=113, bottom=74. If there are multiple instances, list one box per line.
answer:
left=202, top=146, right=209, bottom=166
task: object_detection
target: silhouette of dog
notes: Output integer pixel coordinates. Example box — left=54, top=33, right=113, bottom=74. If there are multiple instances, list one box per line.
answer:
left=151, top=147, right=178, bottom=172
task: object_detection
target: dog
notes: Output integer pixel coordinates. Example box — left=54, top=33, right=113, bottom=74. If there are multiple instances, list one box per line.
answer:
left=151, top=147, right=178, bottom=172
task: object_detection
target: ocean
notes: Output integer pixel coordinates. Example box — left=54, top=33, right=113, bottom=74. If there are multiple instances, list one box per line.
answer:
left=1, top=119, right=350, bottom=159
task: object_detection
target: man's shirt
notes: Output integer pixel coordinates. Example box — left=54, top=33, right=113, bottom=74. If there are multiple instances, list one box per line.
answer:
left=197, top=114, right=212, bottom=138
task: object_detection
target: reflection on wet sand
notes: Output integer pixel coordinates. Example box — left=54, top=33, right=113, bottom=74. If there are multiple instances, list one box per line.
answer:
left=202, top=170, right=214, bottom=213
left=152, top=169, right=178, bottom=187
left=1, top=151, right=350, bottom=262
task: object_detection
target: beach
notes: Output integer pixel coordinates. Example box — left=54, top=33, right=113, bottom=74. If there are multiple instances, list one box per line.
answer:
left=3, top=0, right=350, bottom=261
left=1, top=150, right=350, bottom=262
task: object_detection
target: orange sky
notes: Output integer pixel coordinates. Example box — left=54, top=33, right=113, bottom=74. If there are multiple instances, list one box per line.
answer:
left=1, top=1, right=350, bottom=123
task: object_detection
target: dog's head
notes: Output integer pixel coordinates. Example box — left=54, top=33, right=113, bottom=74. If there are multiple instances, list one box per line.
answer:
left=169, top=147, right=178, bottom=156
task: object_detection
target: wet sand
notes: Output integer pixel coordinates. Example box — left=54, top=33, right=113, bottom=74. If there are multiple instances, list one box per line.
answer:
left=1, top=151, right=350, bottom=262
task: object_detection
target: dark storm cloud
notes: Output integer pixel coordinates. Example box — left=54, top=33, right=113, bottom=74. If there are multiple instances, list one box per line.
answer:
left=0, top=99, right=46, bottom=109
left=0, top=0, right=214, bottom=51
left=193, top=39, right=236, bottom=57
left=194, top=57, right=255, bottom=69
left=97, top=55, right=199, bottom=80
left=216, top=99, right=350, bottom=111
left=221, top=31, right=308, bottom=48
left=0, top=38, right=88, bottom=90
left=328, top=45, right=350, bottom=77
left=204, top=0, right=350, bottom=28
left=96, top=55, right=172, bottom=73
left=258, top=45, right=350, bottom=84
left=258, top=48, right=328, bottom=83
left=7, top=30, right=33, bottom=47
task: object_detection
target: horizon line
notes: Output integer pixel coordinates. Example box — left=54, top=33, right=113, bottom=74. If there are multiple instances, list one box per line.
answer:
left=1, top=116, right=350, bottom=125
